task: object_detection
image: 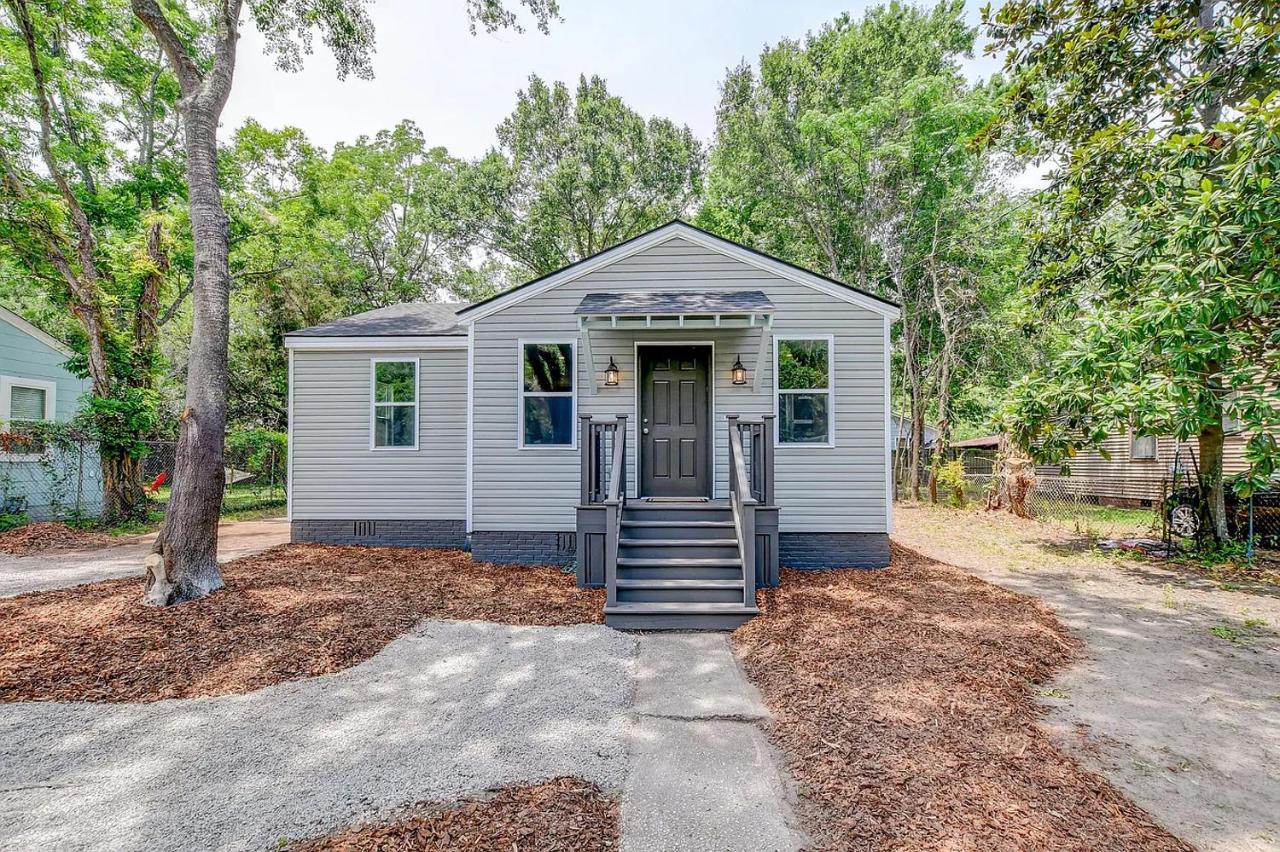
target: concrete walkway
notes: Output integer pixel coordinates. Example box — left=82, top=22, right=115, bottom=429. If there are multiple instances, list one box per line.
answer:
left=0, top=517, right=290, bottom=597
left=623, top=632, right=808, bottom=852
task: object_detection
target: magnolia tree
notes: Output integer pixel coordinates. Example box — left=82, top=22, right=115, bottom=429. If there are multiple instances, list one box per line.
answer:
left=986, top=0, right=1280, bottom=540
left=129, top=0, right=559, bottom=605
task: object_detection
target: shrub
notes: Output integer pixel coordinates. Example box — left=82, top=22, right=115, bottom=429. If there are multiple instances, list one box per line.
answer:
left=0, top=512, right=29, bottom=533
left=935, top=458, right=968, bottom=508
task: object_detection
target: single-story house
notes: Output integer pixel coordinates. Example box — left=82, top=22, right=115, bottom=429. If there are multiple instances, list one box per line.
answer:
left=890, top=415, right=938, bottom=449
left=0, top=305, right=102, bottom=520
left=285, top=221, right=900, bottom=628
left=1037, top=431, right=1254, bottom=508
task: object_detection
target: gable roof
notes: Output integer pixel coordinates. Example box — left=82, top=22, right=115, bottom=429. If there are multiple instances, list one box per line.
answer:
left=286, top=302, right=468, bottom=338
left=0, top=304, right=72, bottom=355
left=573, top=290, right=774, bottom=316
left=456, top=220, right=901, bottom=324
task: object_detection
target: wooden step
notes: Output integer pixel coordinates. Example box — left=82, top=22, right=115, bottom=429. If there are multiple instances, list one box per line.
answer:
left=615, top=578, right=744, bottom=604
left=604, top=601, right=759, bottom=631
left=617, top=556, right=742, bottom=569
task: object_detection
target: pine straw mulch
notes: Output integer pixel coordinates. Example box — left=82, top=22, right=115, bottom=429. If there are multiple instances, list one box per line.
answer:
left=291, top=778, right=618, bottom=852
left=733, top=543, right=1191, bottom=851
left=0, top=522, right=114, bottom=555
left=0, top=544, right=603, bottom=704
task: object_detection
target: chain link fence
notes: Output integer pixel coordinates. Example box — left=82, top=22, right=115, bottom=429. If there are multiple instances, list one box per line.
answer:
left=1, top=434, right=286, bottom=525
left=895, top=448, right=1278, bottom=550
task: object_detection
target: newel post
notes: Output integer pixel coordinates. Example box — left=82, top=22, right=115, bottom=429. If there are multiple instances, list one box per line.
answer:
left=579, top=414, right=593, bottom=504
left=762, top=414, right=776, bottom=505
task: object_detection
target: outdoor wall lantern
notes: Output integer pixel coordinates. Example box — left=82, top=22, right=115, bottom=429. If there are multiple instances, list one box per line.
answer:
left=731, top=355, right=748, bottom=385
left=604, top=357, right=621, bottom=387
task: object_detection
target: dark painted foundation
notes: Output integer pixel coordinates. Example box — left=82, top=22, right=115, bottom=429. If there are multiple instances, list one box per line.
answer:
left=470, top=530, right=577, bottom=565
left=779, top=532, right=890, bottom=569
left=291, top=519, right=466, bottom=549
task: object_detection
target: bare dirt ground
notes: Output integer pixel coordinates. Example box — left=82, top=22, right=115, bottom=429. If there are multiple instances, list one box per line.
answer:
left=0, top=516, right=291, bottom=597
left=893, top=503, right=1280, bottom=852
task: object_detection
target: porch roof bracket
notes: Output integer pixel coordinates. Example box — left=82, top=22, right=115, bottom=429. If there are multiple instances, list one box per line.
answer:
left=579, top=316, right=597, bottom=396
left=753, top=316, right=771, bottom=392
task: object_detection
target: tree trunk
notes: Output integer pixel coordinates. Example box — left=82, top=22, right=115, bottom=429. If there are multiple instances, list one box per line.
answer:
left=144, top=102, right=229, bottom=605
left=100, top=451, right=145, bottom=522
left=928, top=349, right=952, bottom=506
left=1198, top=423, right=1229, bottom=543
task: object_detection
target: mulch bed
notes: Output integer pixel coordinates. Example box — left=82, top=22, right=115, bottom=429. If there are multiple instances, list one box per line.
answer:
left=0, top=522, right=113, bottom=555
left=734, top=543, right=1191, bottom=851
left=0, top=544, right=603, bottom=703
left=291, top=778, right=618, bottom=852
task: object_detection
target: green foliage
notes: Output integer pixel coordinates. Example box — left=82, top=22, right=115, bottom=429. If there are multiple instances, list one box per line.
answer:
left=225, top=426, right=287, bottom=483
left=0, top=512, right=29, bottom=532
left=468, top=74, right=705, bottom=275
left=934, top=457, right=968, bottom=506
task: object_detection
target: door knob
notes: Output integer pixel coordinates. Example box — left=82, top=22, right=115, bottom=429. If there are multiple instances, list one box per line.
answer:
left=643, top=428, right=649, bottom=434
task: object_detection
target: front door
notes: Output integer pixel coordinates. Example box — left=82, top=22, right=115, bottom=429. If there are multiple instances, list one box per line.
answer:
left=639, top=345, right=711, bottom=498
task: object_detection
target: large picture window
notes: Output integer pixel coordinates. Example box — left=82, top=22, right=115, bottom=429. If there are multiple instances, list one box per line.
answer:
left=371, top=359, right=417, bottom=449
left=521, top=341, right=575, bottom=447
left=775, top=337, right=832, bottom=445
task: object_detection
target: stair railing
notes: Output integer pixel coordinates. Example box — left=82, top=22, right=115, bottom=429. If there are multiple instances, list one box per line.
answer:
left=727, top=415, right=761, bottom=608
left=580, top=414, right=627, bottom=606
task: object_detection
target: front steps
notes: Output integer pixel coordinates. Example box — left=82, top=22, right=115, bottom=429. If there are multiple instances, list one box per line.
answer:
left=604, top=501, right=759, bottom=630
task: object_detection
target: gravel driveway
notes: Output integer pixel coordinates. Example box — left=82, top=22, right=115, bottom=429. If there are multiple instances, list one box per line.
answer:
left=894, top=504, right=1280, bottom=852
left=0, top=620, right=635, bottom=851
left=0, top=517, right=290, bottom=597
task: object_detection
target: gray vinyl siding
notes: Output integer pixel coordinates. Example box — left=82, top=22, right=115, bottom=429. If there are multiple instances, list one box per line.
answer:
left=290, top=347, right=467, bottom=520
left=470, top=235, right=890, bottom=534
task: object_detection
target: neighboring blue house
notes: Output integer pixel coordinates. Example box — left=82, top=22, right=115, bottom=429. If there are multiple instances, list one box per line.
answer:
left=0, top=305, right=101, bottom=521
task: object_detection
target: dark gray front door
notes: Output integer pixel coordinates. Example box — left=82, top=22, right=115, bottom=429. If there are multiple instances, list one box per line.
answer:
left=639, top=345, right=711, bottom=498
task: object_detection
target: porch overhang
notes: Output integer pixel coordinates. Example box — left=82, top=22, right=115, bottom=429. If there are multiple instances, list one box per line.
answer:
left=575, top=291, right=775, bottom=394
left=573, top=290, right=775, bottom=331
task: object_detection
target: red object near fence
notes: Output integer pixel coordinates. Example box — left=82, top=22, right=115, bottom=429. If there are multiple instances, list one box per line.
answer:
left=143, top=471, right=168, bottom=495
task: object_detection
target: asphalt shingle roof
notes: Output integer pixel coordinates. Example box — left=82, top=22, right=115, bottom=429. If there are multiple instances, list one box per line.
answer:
left=573, top=290, right=774, bottom=315
left=286, top=302, right=468, bottom=337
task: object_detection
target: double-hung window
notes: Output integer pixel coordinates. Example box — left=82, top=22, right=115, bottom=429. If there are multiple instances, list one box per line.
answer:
left=775, top=337, right=833, bottom=445
left=520, top=341, right=575, bottom=447
left=0, top=376, right=56, bottom=458
left=371, top=359, right=418, bottom=449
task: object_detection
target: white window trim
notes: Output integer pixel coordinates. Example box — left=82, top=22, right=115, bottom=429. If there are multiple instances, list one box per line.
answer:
left=517, top=337, right=578, bottom=450
left=369, top=357, right=419, bottom=451
left=0, top=376, right=57, bottom=463
left=772, top=334, right=836, bottom=449
left=0, top=376, right=57, bottom=423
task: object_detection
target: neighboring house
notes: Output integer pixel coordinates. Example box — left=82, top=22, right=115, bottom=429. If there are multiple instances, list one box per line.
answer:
left=1037, top=431, right=1255, bottom=508
left=0, top=305, right=101, bottom=520
left=890, top=415, right=938, bottom=450
left=286, top=220, right=900, bottom=628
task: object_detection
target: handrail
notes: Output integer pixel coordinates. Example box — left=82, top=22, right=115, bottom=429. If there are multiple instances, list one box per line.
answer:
left=727, top=415, right=758, bottom=608
left=579, top=415, right=627, bottom=606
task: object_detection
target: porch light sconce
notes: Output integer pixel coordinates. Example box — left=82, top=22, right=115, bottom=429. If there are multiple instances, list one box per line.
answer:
left=604, top=357, right=621, bottom=387
left=731, top=355, right=748, bottom=386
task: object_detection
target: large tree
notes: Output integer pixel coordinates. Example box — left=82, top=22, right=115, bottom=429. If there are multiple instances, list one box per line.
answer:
left=699, top=1, right=1023, bottom=498
left=129, top=0, right=559, bottom=605
left=0, top=0, right=187, bottom=520
left=985, top=0, right=1280, bottom=540
left=467, top=74, right=704, bottom=275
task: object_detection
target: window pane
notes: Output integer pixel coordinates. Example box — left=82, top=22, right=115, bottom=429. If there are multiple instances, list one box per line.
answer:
left=779, top=392, right=829, bottom=443
left=523, top=396, right=573, bottom=446
left=778, top=339, right=829, bottom=390
left=1131, top=435, right=1156, bottom=459
left=375, top=361, right=416, bottom=403
left=524, top=343, right=573, bottom=393
left=374, top=404, right=415, bottom=447
left=10, top=386, right=46, bottom=421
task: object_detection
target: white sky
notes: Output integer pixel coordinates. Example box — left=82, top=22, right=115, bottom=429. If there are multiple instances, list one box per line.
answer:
left=222, top=0, right=1007, bottom=158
